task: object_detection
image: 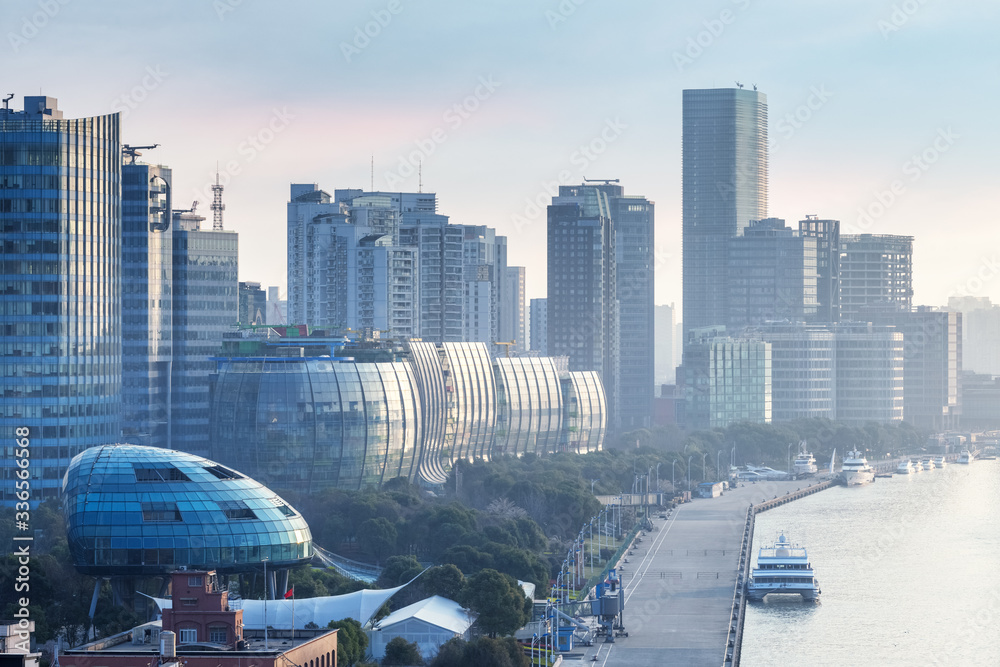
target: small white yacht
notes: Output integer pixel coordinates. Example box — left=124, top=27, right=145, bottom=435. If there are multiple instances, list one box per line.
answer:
left=841, top=449, right=875, bottom=486
left=747, top=534, right=821, bottom=601
left=957, top=450, right=974, bottom=464
left=896, top=459, right=916, bottom=475
left=935, top=455, right=947, bottom=468
left=921, top=456, right=936, bottom=471
left=909, top=458, right=923, bottom=473
left=793, top=441, right=818, bottom=478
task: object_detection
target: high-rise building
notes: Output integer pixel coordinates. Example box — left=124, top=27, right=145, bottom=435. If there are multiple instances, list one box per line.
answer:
left=753, top=323, right=834, bottom=421
left=654, top=304, right=676, bottom=387
left=0, top=97, right=122, bottom=504
left=833, top=323, right=904, bottom=423
left=865, top=307, right=961, bottom=430
left=678, top=328, right=772, bottom=430
left=460, top=225, right=506, bottom=344
left=547, top=185, right=619, bottom=430
left=947, top=296, right=1000, bottom=375
left=682, top=87, right=769, bottom=335
left=727, top=218, right=818, bottom=328
left=266, top=286, right=287, bottom=325
left=399, top=211, right=465, bottom=342
left=121, top=162, right=172, bottom=449
left=799, top=217, right=840, bottom=322
left=171, top=205, right=238, bottom=456
left=238, top=281, right=266, bottom=325
left=530, top=298, right=547, bottom=354
left=501, top=266, right=527, bottom=352
left=839, top=234, right=913, bottom=321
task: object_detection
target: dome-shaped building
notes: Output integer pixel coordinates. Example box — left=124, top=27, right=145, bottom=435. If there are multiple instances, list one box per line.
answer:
left=62, top=444, right=313, bottom=577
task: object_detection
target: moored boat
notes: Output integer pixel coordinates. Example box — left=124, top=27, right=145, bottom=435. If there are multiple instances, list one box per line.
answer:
left=747, top=534, right=821, bottom=601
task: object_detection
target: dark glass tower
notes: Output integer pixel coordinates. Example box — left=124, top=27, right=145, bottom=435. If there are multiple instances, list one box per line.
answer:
left=0, top=96, right=121, bottom=504
left=682, top=88, right=768, bottom=335
left=121, top=162, right=172, bottom=448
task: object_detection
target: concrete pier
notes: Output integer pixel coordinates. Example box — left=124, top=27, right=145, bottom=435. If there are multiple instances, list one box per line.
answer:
left=572, top=479, right=828, bottom=667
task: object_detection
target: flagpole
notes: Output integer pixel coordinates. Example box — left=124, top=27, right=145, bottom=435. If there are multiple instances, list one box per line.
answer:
left=291, top=586, right=295, bottom=641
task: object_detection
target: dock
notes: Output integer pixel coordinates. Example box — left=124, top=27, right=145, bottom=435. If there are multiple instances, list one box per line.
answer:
left=576, top=479, right=830, bottom=667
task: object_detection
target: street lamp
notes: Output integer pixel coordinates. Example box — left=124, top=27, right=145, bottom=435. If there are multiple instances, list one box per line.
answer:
left=656, top=462, right=662, bottom=493
left=687, top=455, right=693, bottom=491
left=701, top=453, right=708, bottom=482
left=787, top=442, right=794, bottom=475
left=262, top=557, right=270, bottom=649
left=590, top=478, right=599, bottom=494
left=718, top=449, right=723, bottom=483
left=672, top=459, right=677, bottom=488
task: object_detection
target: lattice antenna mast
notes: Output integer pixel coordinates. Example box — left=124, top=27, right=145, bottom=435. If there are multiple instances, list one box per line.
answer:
left=211, top=164, right=225, bottom=230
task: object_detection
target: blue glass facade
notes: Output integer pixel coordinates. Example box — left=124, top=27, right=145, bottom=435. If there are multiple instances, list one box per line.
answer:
left=0, top=97, right=121, bottom=505
left=210, top=358, right=422, bottom=492
left=62, top=444, right=312, bottom=576
left=121, top=163, right=172, bottom=448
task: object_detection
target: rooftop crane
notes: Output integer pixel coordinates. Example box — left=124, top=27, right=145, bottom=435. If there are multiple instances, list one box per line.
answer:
left=123, top=144, right=160, bottom=164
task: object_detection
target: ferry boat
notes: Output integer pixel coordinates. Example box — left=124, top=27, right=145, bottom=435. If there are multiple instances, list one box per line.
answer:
left=921, top=456, right=936, bottom=471
left=909, top=458, right=923, bottom=473
left=896, top=459, right=916, bottom=475
left=957, top=450, right=974, bottom=464
left=980, top=446, right=997, bottom=461
left=935, top=455, right=947, bottom=468
left=747, top=534, right=821, bottom=601
left=793, top=442, right=818, bottom=478
left=841, top=449, right=875, bottom=486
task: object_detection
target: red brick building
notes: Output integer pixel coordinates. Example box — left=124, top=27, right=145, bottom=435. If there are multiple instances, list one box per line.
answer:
left=61, top=570, right=336, bottom=667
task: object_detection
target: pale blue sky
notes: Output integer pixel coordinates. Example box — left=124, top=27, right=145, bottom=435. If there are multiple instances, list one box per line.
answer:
left=6, top=0, right=998, bottom=310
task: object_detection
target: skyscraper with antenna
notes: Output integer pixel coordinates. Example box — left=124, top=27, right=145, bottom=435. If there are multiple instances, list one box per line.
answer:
left=211, top=166, right=225, bottom=230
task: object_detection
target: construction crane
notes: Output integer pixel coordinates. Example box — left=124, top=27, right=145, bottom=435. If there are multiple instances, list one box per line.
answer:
left=494, top=341, right=515, bottom=358
left=123, top=144, right=160, bottom=165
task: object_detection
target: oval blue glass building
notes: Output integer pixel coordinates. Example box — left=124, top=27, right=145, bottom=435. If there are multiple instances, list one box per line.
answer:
left=62, top=444, right=312, bottom=576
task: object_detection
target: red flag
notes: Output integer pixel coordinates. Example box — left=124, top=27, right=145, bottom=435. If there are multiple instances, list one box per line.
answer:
left=284, top=586, right=294, bottom=599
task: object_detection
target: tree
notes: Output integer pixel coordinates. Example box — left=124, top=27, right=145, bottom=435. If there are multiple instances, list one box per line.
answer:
left=377, top=555, right=422, bottom=588
left=359, top=517, right=397, bottom=563
left=428, top=637, right=528, bottom=667
left=420, top=565, right=464, bottom=600
left=459, top=569, right=530, bottom=637
left=328, top=618, right=369, bottom=667
left=382, top=636, right=424, bottom=665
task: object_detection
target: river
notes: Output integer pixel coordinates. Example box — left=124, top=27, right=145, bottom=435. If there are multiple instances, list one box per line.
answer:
left=740, top=459, right=1000, bottom=666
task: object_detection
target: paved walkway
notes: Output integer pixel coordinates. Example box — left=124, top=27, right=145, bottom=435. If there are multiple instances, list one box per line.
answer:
left=565, top=479, right=818, bottom=667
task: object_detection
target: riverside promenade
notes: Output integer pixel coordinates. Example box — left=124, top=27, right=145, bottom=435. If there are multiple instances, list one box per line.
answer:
left=574, top=479, right=824, bottom=667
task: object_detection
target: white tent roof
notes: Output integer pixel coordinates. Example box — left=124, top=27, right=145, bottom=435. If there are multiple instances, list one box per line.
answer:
left=374, top=596, right=476, bottom=636
left=146, top=576, right=420, bottom=629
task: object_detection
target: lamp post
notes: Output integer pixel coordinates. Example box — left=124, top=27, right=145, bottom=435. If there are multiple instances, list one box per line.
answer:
left=687, top=455, right=693, bottom=491
left=718, top=449, right=723, bottom=482
left=788, top=442, right=794, bottom=476
left=262, top=557, right=270, bottom=649
left=590, top=478, right=599, bottom=494
left=656, top=462, right=662, bottom=494
left=701, top=453, right=707, bottom=482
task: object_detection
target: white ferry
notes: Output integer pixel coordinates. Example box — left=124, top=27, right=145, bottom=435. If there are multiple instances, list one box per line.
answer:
left=896, top=459, right=916, bottom=475
left=957, top=450, right=974, bottom=464
left=921, top=456, right=935, bottom=471
left=841, top=449, right=875, bottom=486
left=747, top=534, right=821, bottom=601
left=935, top=455, right=947, bottom=468
left=909, top=458, right=923, bottom=473
left=793, top=442, right=818, bottom=478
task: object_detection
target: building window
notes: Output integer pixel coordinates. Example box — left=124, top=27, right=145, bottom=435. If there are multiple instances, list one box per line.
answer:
left=188, top=575, right=203, bottom=587
left=179, top=628, right=197, bottom=644
left=180, top=598, right=198, bottom=607
left=208, top=626, right=228, bottom=644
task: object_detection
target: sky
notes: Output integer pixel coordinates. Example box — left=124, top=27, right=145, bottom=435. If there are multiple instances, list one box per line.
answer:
left=6, top=0, right=999, bottom=312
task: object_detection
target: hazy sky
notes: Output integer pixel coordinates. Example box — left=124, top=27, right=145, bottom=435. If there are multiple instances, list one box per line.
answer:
left=7, top=0, right=998, bottom=311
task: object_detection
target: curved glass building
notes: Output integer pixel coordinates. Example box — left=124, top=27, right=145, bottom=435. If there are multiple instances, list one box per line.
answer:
left=0, top=97, right=121, bottom=505
left=408, top=342, right=449, bottom=484
left=210, top=357, right=421, bottom=492
left=495, top=357, right=563, bottom=457
left=441, top=343, right=496, bottom=463
left=562, top=371, right=607, bottom=453
left=62, top=444, right=312, bottom=576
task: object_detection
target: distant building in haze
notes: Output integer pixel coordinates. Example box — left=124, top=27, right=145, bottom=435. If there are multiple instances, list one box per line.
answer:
left=654, top=304, right=676, bottom=387
left=839, top=234, right=913, bottom=321
left=501, top=266, right=527, bottom=352
left=799, top=217, right=840, bottom=322
left=530, top=298, right=547, bottom=354
left=239, top=281, right=266, bottom=325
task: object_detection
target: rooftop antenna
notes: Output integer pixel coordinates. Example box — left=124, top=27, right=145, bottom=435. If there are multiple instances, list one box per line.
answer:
left=753, top=84, right=758, bottom=91
left=211, top=164, right=225, bottom=230
left=735, top=81, right=744, bottom=89
left=2, top=94, right=12, bottom=110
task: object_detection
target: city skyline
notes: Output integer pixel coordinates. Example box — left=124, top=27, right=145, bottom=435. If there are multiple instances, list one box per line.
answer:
left=6, top=1, right=997, bottom=311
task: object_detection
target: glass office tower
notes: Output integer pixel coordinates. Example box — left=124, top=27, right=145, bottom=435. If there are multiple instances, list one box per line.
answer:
left=682, top=88, right=768, bottom=335
left=121, top=162, right=172, bottom=448
left=0, top=97, right=121, bottom=505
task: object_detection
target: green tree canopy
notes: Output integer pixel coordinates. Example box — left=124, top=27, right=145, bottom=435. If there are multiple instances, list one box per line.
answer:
left=459, top=569, right=531, bottom=637
left=327, top=618, right=368, bottom=667
left=382, top=636, right=425, bottom=665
